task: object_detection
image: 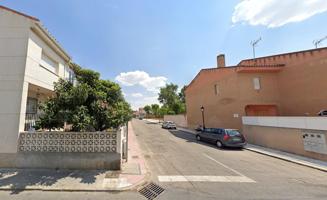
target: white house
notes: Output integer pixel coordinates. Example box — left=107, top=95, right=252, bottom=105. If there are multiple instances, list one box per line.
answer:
left=0, top=6, right=74, bottom=154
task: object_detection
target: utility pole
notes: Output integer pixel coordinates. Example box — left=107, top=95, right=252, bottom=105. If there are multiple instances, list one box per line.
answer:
left=313, top=36, right=327, bottom=49
left=251, top=37, right=262, bottom=59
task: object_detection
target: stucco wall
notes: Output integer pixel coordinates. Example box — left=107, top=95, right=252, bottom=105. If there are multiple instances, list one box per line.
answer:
left=277, top=56, right=327, bottom=116
left=242, top=116, right=327, bottom=161
left=243, top=125, right=327, bottom=161
left=0, top=9, right=31, bottom=153
left=0, top=152, right=121, bottom=170
left=0, top=8, right=72, bottom=154
left=186, top=69, right=280, bottom=130
left=185, top=49, right=327, bottom=130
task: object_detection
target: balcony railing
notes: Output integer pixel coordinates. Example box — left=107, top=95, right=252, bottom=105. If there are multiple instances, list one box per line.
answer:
left=24, top=113, right=41, bottom=131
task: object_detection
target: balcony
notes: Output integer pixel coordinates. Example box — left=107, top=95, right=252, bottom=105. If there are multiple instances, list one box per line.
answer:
left=24, top=113, right=41, bottom=131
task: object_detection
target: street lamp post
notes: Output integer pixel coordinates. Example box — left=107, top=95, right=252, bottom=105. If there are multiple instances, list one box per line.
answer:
left=200, top=106, right=205, bottom=129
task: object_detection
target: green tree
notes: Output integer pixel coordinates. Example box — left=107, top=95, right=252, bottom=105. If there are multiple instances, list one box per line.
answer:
left=143, top=105, right=151, bottom=115
left=179, top=85, right=187, bottom=103
left=158, top=83, right=186, bottom=114
left=151, top=104, right=160, bottom=117
left=36, top=63, right=132, bottom=131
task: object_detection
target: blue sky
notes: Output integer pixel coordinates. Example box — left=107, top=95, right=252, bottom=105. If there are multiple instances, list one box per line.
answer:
left=2, top=0, right=327, bottom=109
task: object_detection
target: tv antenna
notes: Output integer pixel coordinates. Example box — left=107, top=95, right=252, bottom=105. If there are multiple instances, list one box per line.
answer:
left=313, top=36, right=327, bottom=48
left=251, top=37, right=262, bottom=59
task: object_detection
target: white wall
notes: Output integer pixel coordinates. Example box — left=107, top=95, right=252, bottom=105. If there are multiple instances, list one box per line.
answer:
left=0, top=8, right=71, bottom=153
left=24, top=30, right=68, bottom=91
left=242, top=116, right=327, bottom=131
left=0, top=9, right=31, bottom=153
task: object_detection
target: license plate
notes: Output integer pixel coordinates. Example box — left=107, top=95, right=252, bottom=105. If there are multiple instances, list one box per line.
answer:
left=232, top=138, right=241, bottom=142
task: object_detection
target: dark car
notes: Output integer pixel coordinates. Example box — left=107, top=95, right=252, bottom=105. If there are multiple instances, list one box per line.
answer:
left=318, top=110, right=327, bottom=116
left=195, top=128, right=246, bottom=148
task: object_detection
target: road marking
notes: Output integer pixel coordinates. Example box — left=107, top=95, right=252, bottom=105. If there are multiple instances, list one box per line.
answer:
left=158, top=176, right=255, bottom=183
left=203, top=153, right=246, bottom=177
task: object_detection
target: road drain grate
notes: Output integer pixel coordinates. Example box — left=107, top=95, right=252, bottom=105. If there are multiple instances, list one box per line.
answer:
left=138, top=182, right=165, bottom=200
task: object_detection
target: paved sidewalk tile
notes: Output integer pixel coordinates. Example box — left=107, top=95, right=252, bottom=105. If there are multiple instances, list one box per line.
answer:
left=0, top=122, right=148, bottom=192
left=246, top=144, right=327, bottom=172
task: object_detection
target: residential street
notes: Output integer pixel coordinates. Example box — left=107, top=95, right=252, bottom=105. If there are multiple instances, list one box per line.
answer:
left=133, top=119, right=327, bottom=200
left=1, top=119, right=327, bottom=200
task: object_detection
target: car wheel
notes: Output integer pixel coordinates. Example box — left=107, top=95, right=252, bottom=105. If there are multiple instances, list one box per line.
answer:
left=196, top=135, right=201, bottom=141
left=216, top=140, right=223, bottom=149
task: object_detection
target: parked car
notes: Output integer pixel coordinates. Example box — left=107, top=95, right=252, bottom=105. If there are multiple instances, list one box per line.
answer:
left=318, top=110, right=327, bottom=116
left=195, top=125, right=204, bottom=132
left=162, top=121, right=177, bottom=129
left=195, top=128, right=246, bottom=148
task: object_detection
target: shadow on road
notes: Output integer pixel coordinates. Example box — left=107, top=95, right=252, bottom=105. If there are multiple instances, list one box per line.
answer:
left=0, top=169, right=103, bottom=194
left=167, top=129, right=244, bottom=152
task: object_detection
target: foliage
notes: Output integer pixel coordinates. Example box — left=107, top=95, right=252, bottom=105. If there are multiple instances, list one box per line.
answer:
left=142, top=83, right=186, bottom=118
left=151, top=104, right=160, bottom=117
left=158, top=83, right=186, bottom=114
left=36, top=63, right=132, bottom=132
left=143, top=105, right=151, bottom=115
left=179, top=85, right=187, bottom=103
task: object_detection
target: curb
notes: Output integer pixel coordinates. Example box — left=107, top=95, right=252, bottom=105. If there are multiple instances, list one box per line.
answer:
left=244, top=147, right=327, bottom=173
left=0, top=170, right=151, bottom=193
left=178, top=128, right=327, bottom=173
left=0, top=174, right=151, bottom=192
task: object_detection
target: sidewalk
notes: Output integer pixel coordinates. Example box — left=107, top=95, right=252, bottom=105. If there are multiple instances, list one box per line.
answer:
left=178, top=127, right=327, bottom=172
left=0, top=122, right=148, bottom=192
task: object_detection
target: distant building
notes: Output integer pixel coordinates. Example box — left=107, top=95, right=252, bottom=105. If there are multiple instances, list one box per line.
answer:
left=0, top=6, right=74, bottom=153
left=138, top=108, right=146, bottom=118
left=185, top=47, right=327, bottom=130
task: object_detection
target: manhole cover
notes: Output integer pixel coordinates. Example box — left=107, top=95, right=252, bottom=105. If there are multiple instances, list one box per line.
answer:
left=138, top=182, right=165, bottom=200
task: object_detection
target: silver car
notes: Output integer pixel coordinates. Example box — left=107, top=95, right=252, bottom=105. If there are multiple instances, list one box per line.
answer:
left=162, top=121, right=177, bottom=129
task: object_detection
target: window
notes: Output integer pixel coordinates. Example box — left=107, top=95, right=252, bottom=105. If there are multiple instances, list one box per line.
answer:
left=214, top=84, right=219, bottom=95
left=65, top=66, right=75, bottom=83
left=253, top=77, right=261, bottom=90
left=26, top=98, right=38, bottom=114
left=41, top=52, right=58, bottom=74
left=226, top=129, right=241, bottom=136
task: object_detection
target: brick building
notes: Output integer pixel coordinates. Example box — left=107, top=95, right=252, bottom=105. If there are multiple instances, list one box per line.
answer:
left=185, top=47, right=327, bottom=130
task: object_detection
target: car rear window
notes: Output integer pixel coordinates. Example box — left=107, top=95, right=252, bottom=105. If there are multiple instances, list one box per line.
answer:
left=226, top=130, right=241, bottom=136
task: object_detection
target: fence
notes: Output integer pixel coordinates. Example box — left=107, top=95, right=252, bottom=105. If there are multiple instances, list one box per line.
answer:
left=24, top=113, right=41, bottom=131
left=18, top=130, right=121, bottom=153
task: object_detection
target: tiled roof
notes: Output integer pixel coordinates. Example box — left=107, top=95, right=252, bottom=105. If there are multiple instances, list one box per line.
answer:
left=238, top=47, right=327, bottom=65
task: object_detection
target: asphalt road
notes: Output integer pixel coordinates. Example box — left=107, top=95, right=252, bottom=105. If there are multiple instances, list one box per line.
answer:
left=1, top=119, right=326, bottom=200
left=133, top=119, right=327, bottom=200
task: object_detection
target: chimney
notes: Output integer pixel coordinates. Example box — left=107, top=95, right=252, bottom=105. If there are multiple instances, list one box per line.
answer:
left=217, top=54, right=225, bottom=68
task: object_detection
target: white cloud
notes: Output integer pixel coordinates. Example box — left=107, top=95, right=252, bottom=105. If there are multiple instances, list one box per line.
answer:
left=232, top=0, right=327, bottom=28
left=115, top=70, right=167, bottom=92
left=130, top=96, right=159, bottom=110
left=131, top=93, right=143, bottom=98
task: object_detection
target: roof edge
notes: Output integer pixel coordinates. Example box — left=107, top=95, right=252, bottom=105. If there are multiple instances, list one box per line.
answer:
left=238, top=46, right=327, bottom=65
left=0, top=5, right=40, bottom=21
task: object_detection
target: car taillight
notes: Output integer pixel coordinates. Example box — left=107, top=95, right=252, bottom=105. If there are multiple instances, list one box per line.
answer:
left=223, top=134, right=230, bottom=141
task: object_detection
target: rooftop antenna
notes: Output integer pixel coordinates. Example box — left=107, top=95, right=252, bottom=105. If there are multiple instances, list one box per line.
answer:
left=251, top=37, right=262, bottom=59
left=313, top=36, right=327, bottom=48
